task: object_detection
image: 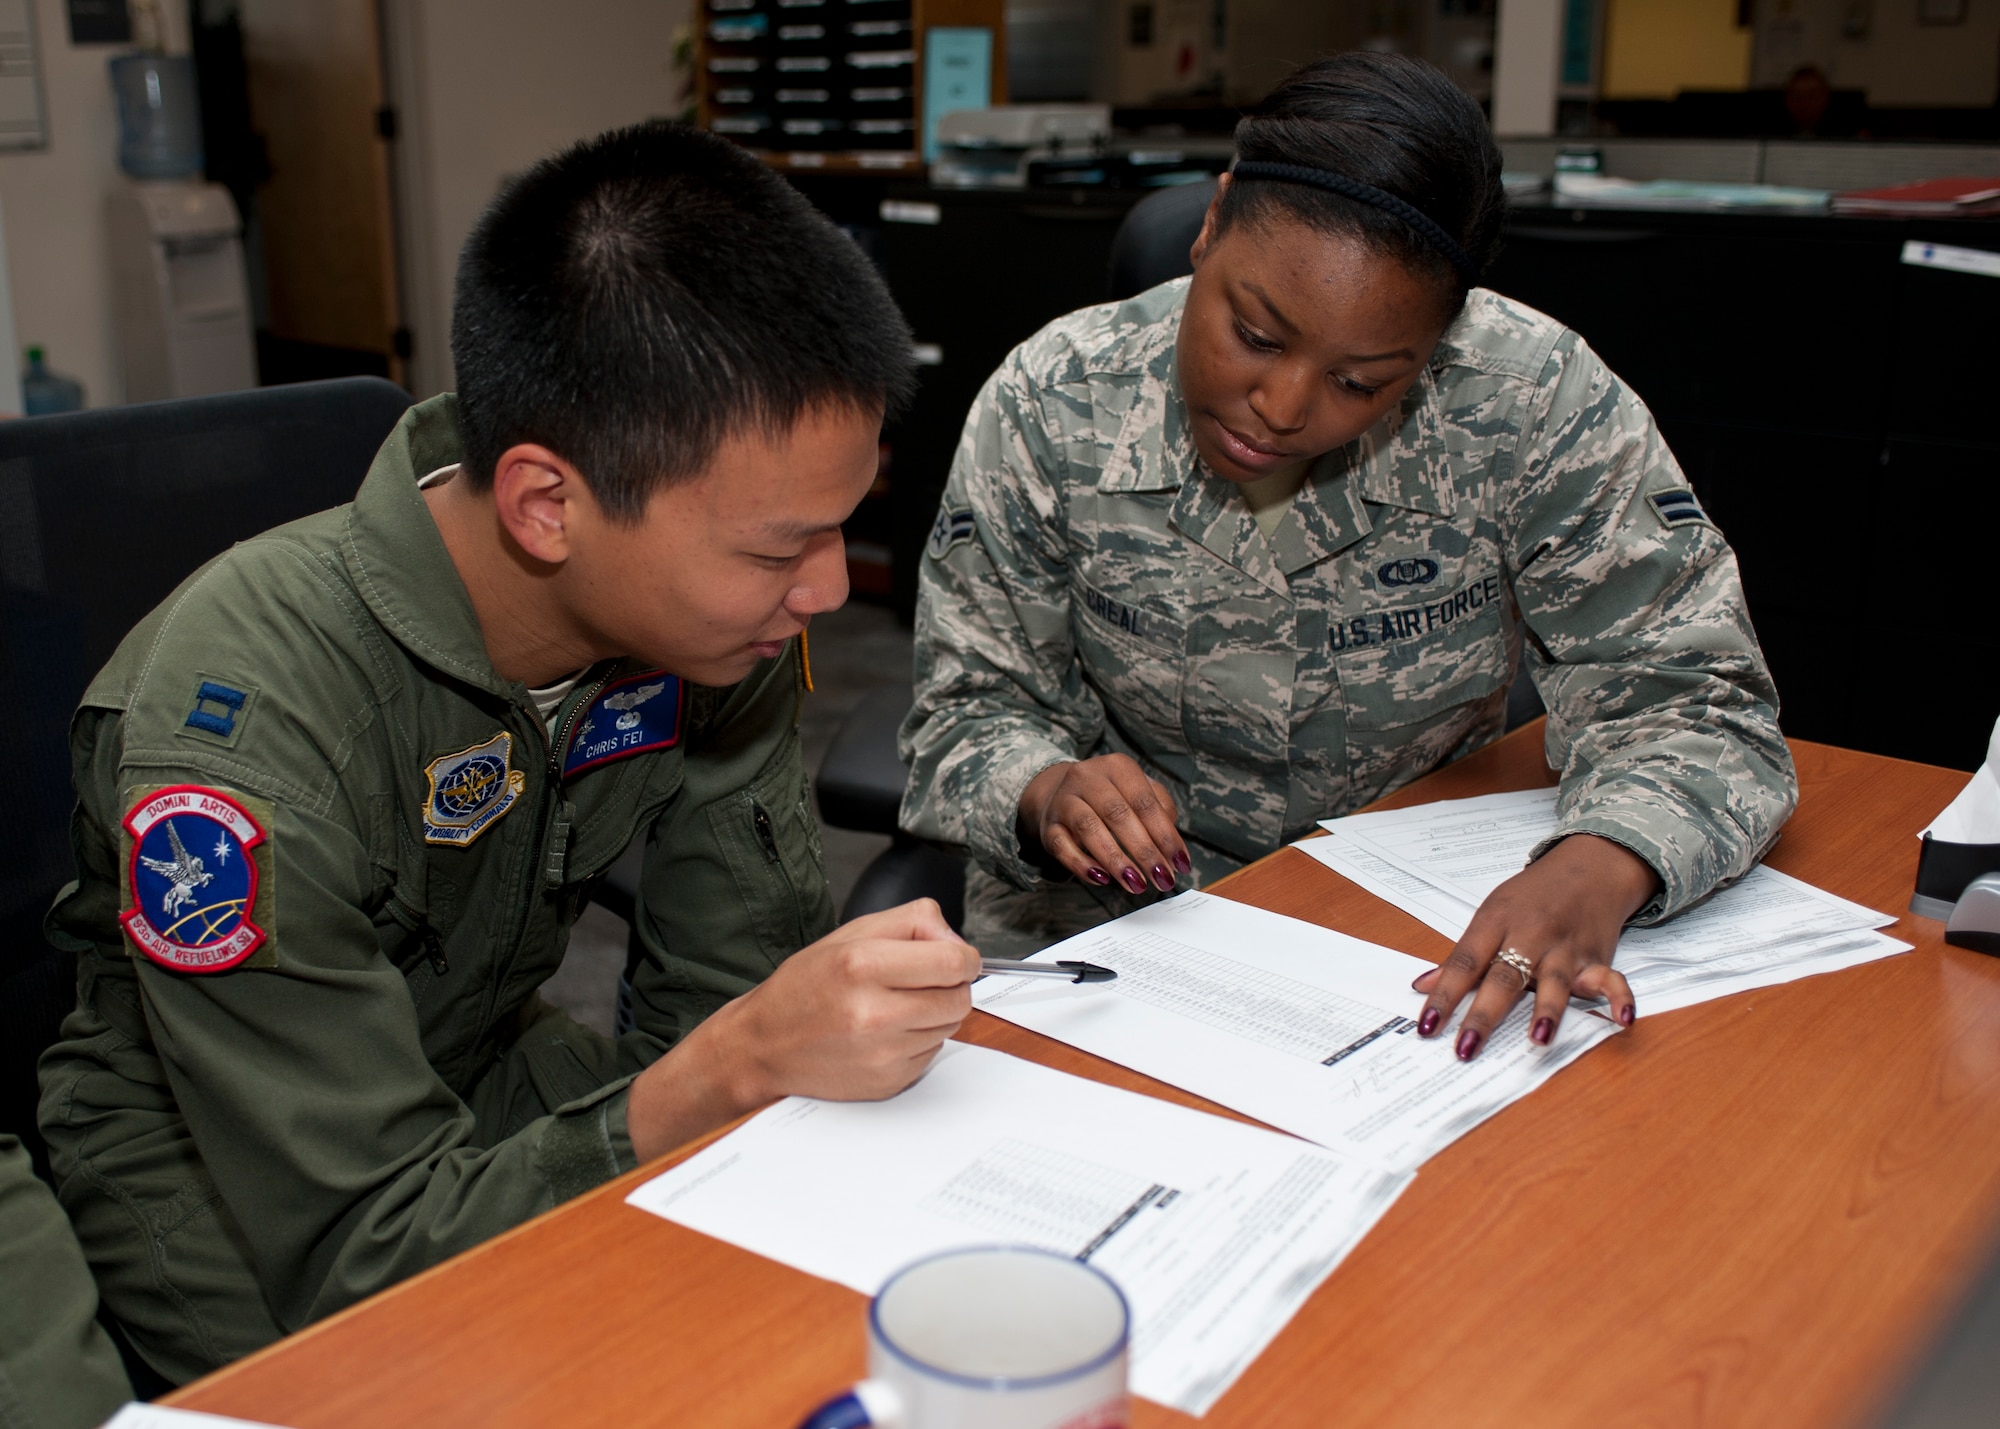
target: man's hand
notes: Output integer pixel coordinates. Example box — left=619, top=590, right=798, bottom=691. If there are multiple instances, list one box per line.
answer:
left=626, top=900, right=979, bottom=1161
left=1410, top=834, right=1660, bottom=1060
left=1018, top=755, right=1189, bottom=896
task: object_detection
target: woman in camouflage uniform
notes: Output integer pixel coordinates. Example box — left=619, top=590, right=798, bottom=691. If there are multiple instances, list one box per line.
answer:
left=901, top=54, right=1796, bottom=1060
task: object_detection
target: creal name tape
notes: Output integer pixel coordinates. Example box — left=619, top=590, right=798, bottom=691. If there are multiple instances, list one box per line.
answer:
left=1900, top=240, right=2000, bottom=280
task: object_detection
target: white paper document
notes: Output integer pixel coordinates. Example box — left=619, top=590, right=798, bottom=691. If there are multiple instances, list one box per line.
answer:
left=971, top=892, right=1618, bottom=1171
left=626, top=1041, right=1411, bottom=1416
left=104, top=1407, right=292, bottom=1429
left=1296, top=788, right=1912, bottom=1014
left=1923, top=715, right=2000, bottom=844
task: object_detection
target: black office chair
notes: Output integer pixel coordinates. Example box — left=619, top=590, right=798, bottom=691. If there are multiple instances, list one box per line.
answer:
left=818, top=687, right=965, bottom=927
left=1106, top=178, right=1217, bottom=301
left=0, top=378, right=415, bottom=1177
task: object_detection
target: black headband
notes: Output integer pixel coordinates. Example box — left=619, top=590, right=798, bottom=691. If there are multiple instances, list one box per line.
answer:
left=1230, top=160, right=1479, bottom=285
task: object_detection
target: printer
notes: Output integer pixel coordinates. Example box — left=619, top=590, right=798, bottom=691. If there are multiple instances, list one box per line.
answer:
left=931, top=105, right=1110, bottom=189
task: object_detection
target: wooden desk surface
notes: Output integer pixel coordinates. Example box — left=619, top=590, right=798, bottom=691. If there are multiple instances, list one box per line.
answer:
left=168, top=727, right=1996, bottom=1429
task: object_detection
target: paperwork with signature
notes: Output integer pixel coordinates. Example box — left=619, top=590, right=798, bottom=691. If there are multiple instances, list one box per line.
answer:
left=972, top=891, right=1618, bottom=1171
left=626, top=1041, right=1410, bottom=1416
left=1296, top=787, right=1909, bottom=1016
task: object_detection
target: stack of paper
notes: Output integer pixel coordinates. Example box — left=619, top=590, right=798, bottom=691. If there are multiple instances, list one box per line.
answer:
left=628, top=1042, right=1411, bottom=1416
left=1834, top=176, right=2000, bottom=216
left=1296, top=788, right=1910, bottom=1016
left=971, top=891, right=1617, bottom=1169
left=1553, top=174, right=1831, bottom=211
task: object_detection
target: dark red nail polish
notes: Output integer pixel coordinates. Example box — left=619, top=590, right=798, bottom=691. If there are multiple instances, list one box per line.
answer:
left=1618, top=1004, right=1636, bottom=1027
left=1531, top=1016, right=1554, bottom=1045
left=1121, top=867, right=1146, bottom=894
left=1410, top=973, right=1430, bottom=991
left=1173, top=850, right=1192, bottom=875
left=1152, top=863, right=1174, bottom=891
left=1417, top=1007, right=1441, bottom=1036
left=1085, top=866, right=1110, bottom=886
left=1456, top=1028, right=1483, bottom=1060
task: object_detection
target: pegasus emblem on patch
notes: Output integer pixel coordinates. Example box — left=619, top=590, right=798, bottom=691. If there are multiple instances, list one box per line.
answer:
left=422, top=732, right=527, bottom=846
left=563, top=670, right=684, bottom=779
left=121, top=785, right=266, bottom=972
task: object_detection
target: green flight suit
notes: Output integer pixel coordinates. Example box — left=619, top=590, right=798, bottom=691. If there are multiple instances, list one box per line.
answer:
left=37, top=395, right=835, bottom=1385
left=0, top=1135, right=131, bottom=1429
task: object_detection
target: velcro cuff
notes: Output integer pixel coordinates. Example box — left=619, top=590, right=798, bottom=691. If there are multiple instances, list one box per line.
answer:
left=537, top=1074, right=638, bottom=1202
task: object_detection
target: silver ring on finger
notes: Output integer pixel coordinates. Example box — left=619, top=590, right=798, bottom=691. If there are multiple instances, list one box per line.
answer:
left=1492, top=947, right=1537, bottom=989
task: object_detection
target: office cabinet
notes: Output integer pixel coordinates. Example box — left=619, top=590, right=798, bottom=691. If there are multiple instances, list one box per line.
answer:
left=870, top=186, right=1146, bottom=614
left=1488, top=206, right=2000, bottom=769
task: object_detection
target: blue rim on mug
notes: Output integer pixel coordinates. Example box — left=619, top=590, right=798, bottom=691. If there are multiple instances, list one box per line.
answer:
left=868, top=1244, right=1132, bottom=1392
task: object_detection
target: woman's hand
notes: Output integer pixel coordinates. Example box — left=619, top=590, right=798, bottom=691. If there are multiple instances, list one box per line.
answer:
left=1017, top=755, right=1189, bottom=896
left=1411, top=833, right=1660, bottom=1059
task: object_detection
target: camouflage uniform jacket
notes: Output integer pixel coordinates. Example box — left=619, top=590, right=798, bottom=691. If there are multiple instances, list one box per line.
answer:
left=901, top=278, right=1796, bottom=927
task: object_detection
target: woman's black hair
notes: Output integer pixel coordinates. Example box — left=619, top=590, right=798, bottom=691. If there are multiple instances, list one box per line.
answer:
left=1218, top=52, right=1505, bottom=319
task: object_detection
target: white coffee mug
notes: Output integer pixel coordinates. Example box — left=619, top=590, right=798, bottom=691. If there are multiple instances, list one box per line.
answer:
left=796, top=1245, right=1131, bottom=1429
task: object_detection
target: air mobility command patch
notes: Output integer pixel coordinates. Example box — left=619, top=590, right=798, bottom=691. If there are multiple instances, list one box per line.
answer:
left=121, top=785, right=275, bottom=973
left=422, top=732, right=526, bottom=846
left=562, top=670, right=685, bottom=779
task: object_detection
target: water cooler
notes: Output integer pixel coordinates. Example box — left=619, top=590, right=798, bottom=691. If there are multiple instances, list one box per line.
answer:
left=106, top=181, right=258, bottom=403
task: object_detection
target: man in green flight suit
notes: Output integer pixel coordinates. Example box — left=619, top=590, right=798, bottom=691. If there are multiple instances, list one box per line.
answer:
left=37, top=122, right=978, bottom=1386
left=0, top=1135, right=131, bottom=1428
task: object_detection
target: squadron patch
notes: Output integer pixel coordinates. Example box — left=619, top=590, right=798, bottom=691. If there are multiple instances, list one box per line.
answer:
left=1647, top=488, right=1711, bottom=531
left=927, top=507, right=976, bottom=560
left=121, top=785, right=267, bottom=973
left=563, top=670, right=685, bottom=779
left=422, top=732, right=526, bottom=846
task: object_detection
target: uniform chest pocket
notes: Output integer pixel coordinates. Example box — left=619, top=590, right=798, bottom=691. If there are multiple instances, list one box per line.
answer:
left=708, top=755, right=835, bottom=968
left=1070, top=575, right=1189, bottom=755
left=1333, top=573, right=1512, bottom=809
left=1333, top=572, right=1511, bottom=732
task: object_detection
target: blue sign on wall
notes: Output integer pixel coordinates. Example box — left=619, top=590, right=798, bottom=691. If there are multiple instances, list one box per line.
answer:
left=923, top=26, right=992, bottom=162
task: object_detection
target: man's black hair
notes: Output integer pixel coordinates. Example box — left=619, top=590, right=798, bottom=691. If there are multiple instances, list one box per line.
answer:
left=451, top=120, right=916, bottom=520
left=1218, top=53, right=1505, bottom=319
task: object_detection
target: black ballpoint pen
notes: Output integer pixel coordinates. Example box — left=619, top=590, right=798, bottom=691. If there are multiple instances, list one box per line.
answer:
left=977, top=958, right=1117, bottom=984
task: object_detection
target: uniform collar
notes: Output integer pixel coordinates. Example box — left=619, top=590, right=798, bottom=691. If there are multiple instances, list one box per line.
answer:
left=341, top=394, right=523, bottom=702
left=1353, top=364, right=1455, bottom=517
left=1092, top=285, right=1454, bottom=591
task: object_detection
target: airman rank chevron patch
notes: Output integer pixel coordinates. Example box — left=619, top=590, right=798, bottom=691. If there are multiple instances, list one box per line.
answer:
left=927, top=508, right=977, bottom=560
left=1647, top=489, right=1711, bottom=531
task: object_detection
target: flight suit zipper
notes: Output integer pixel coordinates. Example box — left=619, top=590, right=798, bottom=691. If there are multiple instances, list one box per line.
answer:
left=483, top=668, right=620, bottom=1038
left=538, top=668, right=615, bottom=890
left=753, top=803, right=781, bottom=863
left=421, top=926, right=448, bottom=976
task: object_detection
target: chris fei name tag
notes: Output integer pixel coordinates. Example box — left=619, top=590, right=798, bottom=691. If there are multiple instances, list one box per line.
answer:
left=120, top=784, right=279, bottom=973
left=562, top=670, right=685, bottom=779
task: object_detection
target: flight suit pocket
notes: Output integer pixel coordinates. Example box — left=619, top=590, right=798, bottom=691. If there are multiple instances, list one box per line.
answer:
left=1334, top=573, right=1510, bottom=802
left=708, top=758, right=834, bottom=969
left=1070, top=576, right=1188, bottom=755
